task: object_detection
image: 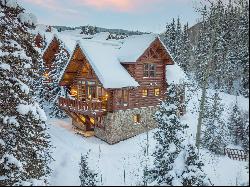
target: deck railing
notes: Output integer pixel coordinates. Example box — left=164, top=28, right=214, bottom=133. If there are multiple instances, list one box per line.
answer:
left=59, top=97, right=107, bottom=115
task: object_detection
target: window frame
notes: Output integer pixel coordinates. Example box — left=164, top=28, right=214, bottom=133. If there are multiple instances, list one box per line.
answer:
left=116, top=89, right=129, bottom=106
left=143, top=63, right=156, bottom=78
left=142, top=89, right=149, bottom=97
left=133, top=114, right=141, bottom=123
left=154, top=88, right=160, bottom=96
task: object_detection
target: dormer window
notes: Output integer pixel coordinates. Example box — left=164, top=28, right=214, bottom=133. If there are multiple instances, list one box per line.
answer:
left=143, top=64, right=156, bottom=78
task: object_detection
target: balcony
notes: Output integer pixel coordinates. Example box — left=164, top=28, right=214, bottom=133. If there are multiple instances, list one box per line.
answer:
left=59, top=97, right=107, bottom=117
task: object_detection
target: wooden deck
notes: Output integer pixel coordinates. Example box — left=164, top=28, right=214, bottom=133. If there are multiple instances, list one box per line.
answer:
left=59, top=97, right=107, bottom=117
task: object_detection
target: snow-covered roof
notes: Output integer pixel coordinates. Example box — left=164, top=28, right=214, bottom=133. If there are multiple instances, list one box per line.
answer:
left=42, top=33, right=78, bottom=55
left=166, top=63, right=188, bottom=85
left=117, top=34, right=158, bottom=62
left=63, top=39, right=139, bottom=89
left=56, top=34, right=78, bottom=53
left=91, top=32, right=110, bottom=41
left=55, top=33, right=178, bottom=88
left=31, top=24, right=58, bottom=36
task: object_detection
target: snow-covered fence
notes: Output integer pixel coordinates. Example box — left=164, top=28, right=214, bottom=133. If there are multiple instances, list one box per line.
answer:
left=224, top=148, right=248, bottom=162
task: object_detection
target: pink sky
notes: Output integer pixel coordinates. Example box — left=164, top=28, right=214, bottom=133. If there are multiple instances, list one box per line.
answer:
left=20, top=0, right=199, bottom=33
left=22, top=0, right=188, bottom=13
left=75, top=0, right=167, bottom=12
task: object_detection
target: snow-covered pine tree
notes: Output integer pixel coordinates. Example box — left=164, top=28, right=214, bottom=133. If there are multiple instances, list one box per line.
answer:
left=193, top=7, right=211, bottom=86
left=33, top=51, right=46, bottom=105
left=0, top=0, right=51, bottom=185
left=242, top=111, right=249, bottom=152
left=223, top=1, right=241, bottom=94
left=79, top=153, right=98, bottom=186
left=164, top=19, right=177, bottom=56
left=201, top=92, right=228, bottom=155
left=148, top=84, right=188, bottom=185
left=238, top=0, right=249, bottom=97
left=181, top=140, right=211, bottom=186
left=175, top=17, right=182, bottom=65
left=209, top=1, right=228, bottom=91
left=228, top=102, right=245, bottom=146
left=48, top=42, right=68, bottom=118
left=179, top=23, right=192, bottom=72
left=81, top=25, right=98, bottom=35
left=163, top=23, right=171, bottom=48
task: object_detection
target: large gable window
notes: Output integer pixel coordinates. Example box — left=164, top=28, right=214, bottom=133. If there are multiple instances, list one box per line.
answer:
left=143, top=64, right=156, bottom=78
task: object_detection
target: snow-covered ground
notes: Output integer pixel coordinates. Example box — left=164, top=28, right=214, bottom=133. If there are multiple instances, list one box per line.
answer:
left=47, top=89, right=249, bottom=186
left=48, top=118, right=156, bottom=186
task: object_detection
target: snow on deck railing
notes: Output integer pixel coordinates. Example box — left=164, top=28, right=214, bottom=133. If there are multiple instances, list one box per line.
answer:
left=59, top=97, right=107, bottom=114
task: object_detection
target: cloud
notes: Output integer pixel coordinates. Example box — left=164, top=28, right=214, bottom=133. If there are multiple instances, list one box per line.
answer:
left=22, top=0, right=79, bottom=14
left=76, top=0, right=134, bottom=12
left=21, top=0, right=191, bottom=14
left=75, top=0, right=165, bottom=12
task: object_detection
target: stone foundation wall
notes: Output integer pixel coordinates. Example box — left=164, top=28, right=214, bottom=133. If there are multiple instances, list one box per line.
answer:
left=95, top=106, right=159, bottom=144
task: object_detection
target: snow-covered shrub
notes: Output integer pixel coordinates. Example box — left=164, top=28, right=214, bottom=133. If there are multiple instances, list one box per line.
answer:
left=79, top=153, right=98, bottom=186
left=181, top=140, right=211, bottom=186
left=228, top=104, right=249, bottom=152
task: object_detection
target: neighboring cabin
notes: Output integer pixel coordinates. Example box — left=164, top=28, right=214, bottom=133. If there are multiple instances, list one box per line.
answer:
left=41, top=34, right=77, bottom=83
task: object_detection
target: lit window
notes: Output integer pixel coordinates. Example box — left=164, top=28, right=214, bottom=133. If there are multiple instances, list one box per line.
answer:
left=142, top=89, right=148, bottom=97
left=71, top=88, right=78, bottom=97
left=154, top=88, right=160, bottom=96
left=133, top=114, right=140, bottom=123
left=44, top=72, right=49, bottom=79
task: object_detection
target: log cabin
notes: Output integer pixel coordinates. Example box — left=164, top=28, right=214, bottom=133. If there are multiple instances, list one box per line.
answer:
left=58, top=34, right=184, bottom=144
left=34, top=33, right=44, bottom=49
left=42, top=34, right=76, bottom=83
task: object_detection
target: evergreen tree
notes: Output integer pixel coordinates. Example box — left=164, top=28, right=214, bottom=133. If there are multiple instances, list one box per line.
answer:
left=163, top=23, right=172, bottom=48
left=181, top=141, right=210, bottom=186
left=193, top=6, right=211, bottom=86
left=201, top=92, right=228, bottom=155
left=175, top=17, right=182, bottom=63
left=228, top=102, right=246, bottom=146
left=164, top=19, right=177, bottom=56
left=238, top=0, right=249, bottom=97
left=48, top=42, right=68, bottom=118
left=0, top=1, right=51, bottom=185
left=34, top=54, right=46, bottom=105
left=79, top=153, right=98, bottom=186
left=242, top=111, right=249, bottom=152
left=148, top=84, right=188, bottom=185
left=179, top=23, right=192, bottom=72
left=192, top=0, right=249, bottom=96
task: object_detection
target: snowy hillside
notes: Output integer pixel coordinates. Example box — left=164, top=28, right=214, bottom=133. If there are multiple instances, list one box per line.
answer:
left=47, top=90, right=249, bottom=186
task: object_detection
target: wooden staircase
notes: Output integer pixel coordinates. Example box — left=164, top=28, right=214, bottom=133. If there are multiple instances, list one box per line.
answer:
left=63, top=109, right=102, bottom=138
